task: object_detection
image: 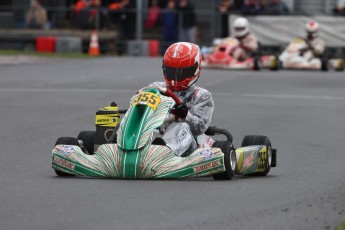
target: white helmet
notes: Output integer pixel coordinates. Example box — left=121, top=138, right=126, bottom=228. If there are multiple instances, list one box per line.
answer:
left=233, top=17, right=250, bottom=38
left=305, top=21, right=319, bottom=38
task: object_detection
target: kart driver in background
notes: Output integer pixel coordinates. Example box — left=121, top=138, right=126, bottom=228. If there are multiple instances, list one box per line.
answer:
left=138, top=42, right=214, bottom=157
left=231, top=17, right=259, bottom=61
left=301, top=21, right=325, bottom=61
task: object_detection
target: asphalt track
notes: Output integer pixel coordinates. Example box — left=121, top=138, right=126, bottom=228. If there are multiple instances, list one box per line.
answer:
left=1, top=57, right=345, bottom=230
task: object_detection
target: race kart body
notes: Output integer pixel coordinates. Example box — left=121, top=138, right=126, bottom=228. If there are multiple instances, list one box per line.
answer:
left=52, top=87, right=276, bottom=180
left=202, top=37, right=278, bottom=70
left=279, top=38, right=344, bottom=71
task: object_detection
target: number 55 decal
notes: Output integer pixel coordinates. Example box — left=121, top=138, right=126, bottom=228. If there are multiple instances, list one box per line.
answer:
left=131, top=92, right=161, bottom=111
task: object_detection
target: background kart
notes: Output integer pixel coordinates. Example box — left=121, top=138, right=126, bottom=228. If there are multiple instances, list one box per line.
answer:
left=202, top=37, right=279, bottom=71
left=52, top=87, right=277, bottom=180
left=279, top=38, right=345, bottom=71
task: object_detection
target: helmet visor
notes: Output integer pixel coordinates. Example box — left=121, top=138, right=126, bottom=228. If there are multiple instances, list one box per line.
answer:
left=163, top=63, right=198, bottom=81
left=235, top=27, right=245, bottom=32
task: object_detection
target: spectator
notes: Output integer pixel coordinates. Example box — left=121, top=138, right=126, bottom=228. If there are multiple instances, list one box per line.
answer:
left=108, top=0, right=136, bottom=55
left=73, top=0, right=91, bottom=29
left=178, top=0, right=197, bottom=43
left=334, top=0, right=345, bottom=15
left=265, top=0, right=289, bottom=15
left=40, top=0, right=59, bottom=29
left=26, top=0, right=47, bottom=29
left=89, top=0, right=103, bottom=29
left=241, top=0, right=260, bottom=15
left=161, top=0, right=178, bottom=52
left=218, top=0, right=233, bottom=38
left=259, top=0, right=267, bottom=13
left=145, top=0, right=161, bottom=28
left=233, top=0, right=244, bottom=10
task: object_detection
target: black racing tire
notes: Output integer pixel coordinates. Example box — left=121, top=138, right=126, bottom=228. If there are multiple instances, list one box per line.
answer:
left=241, top=135, right=272, bottom=176
left=77, top=131, right=95, bottom=155
left=253, top=57, right=260, bottom=71
left=212, top=141, right=236, bottom=180
left=321, top=58, right=328, bottom=71
left=54, top=137, right=80, bottom=177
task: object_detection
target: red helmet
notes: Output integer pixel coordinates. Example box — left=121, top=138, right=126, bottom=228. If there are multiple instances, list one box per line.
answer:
left=162, top=42, right=201, bottom=91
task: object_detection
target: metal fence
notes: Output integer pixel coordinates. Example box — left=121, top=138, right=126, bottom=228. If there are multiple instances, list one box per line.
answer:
left=0, top=2, right=344, bottom=54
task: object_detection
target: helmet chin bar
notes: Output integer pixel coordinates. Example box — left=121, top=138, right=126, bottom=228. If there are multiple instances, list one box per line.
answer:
left=307, top=32, right=318, bottom=39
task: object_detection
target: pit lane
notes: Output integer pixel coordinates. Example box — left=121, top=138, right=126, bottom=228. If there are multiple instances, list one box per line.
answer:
left=0, top=57, right=344, bottom=230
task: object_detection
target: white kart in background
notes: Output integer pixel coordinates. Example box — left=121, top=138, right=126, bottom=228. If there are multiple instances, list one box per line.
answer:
left=279, top=38, right=344, bottom=71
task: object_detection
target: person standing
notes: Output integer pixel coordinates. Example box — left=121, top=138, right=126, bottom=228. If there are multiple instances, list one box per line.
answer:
left=218, top=0, right=233, bottom=38
left=161, top=0, right=179, bottom=52
left=108, top=0, right=136, bottom=55
left=26, top=0, right=47, bottom=29
left=178, top=0, right=197, bottom=43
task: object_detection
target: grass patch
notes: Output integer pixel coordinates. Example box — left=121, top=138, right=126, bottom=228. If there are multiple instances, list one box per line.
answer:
left=337, top=222, right=345, bottom=230
left=0, top=50, right=93, bottom=59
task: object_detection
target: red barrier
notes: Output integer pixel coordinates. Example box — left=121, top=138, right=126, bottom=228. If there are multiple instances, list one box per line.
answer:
left=147, top=40, right=160, bottom=57
left=36, top=37, right=56, bottom=53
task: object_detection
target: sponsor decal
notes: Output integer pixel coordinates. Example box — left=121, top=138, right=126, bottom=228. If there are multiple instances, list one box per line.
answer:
left=178, top=131, right=187, bottom=143
left=193, top=159, right=221, bottom=173
left=200, top=149, right=213, bottom=160
left=243, top=153, right=254, bottom=169
left=97, top=118, right=111, bottom=122
left=56, top=145, right=74, bottom=156
left=53, top=156, right=75, bottom=170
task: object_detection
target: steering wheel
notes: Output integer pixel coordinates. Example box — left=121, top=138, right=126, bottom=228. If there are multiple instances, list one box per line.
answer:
left=156, top=87, right=182, bottom=106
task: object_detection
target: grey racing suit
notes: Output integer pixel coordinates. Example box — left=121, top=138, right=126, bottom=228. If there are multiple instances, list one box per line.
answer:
left=232, top=33, right=258, bottom=61
left=303, top=36, right=325, bottom=61
left=139, top=82, right=215, bottom=157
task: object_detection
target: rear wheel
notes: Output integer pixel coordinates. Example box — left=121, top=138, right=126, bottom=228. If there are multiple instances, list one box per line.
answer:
left=321, top=58, right=329, bottom=71
left=54, top=137, right=80, bottom=177
left=77, top=131, right=95, bottom=154
left=241, top=135, right=272, bottom=176
left=253, top=57, right=260, bottom=70
left=212, top=141, right=236, bottom=180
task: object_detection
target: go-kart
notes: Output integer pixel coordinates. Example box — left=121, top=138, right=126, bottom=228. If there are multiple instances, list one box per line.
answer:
left=51, top=87, right=277, bottom=180
left=279, top=37, right=344, bottom=71
left=202, top=37, right=279, bottom=71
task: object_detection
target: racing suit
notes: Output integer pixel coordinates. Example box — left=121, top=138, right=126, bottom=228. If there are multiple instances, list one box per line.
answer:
left=232, top=33, right=258, bottom=61
left=139, top=82, right=214, bottom=157
left=302, top=37, right=325, bottom=61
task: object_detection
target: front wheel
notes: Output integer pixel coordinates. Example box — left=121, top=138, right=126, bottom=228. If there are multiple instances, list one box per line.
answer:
left=241, top=135, right=272, bottom=176
left=212, top=141, right=236, bottom=180
left=54, top=137, right=80, bottom=177
left=77, top=131, right=95, bottom=154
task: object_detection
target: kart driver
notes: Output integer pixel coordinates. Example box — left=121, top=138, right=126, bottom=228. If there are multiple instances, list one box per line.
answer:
left=138, top=42, right=214, bottom=157
left=231, top=17, right=258, bottom=61
left=301, top=21, right=325, bottom=61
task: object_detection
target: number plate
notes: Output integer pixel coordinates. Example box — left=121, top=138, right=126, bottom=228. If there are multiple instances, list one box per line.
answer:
left=131, top=92, right=161, bottom=111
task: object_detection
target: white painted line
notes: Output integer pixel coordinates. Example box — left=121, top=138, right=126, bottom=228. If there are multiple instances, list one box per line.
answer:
left=213, top=92, right=345, bottom=101
left=0, top=88, right=134, bottom=93
left=0, top=88, right=345, bottom=101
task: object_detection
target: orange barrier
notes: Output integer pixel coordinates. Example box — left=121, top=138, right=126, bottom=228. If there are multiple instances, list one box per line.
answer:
left=148, top=40, right=159, bottom=57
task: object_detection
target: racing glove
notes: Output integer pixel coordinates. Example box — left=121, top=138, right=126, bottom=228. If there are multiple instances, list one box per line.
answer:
left=171, top=104, right=188, bottom=121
